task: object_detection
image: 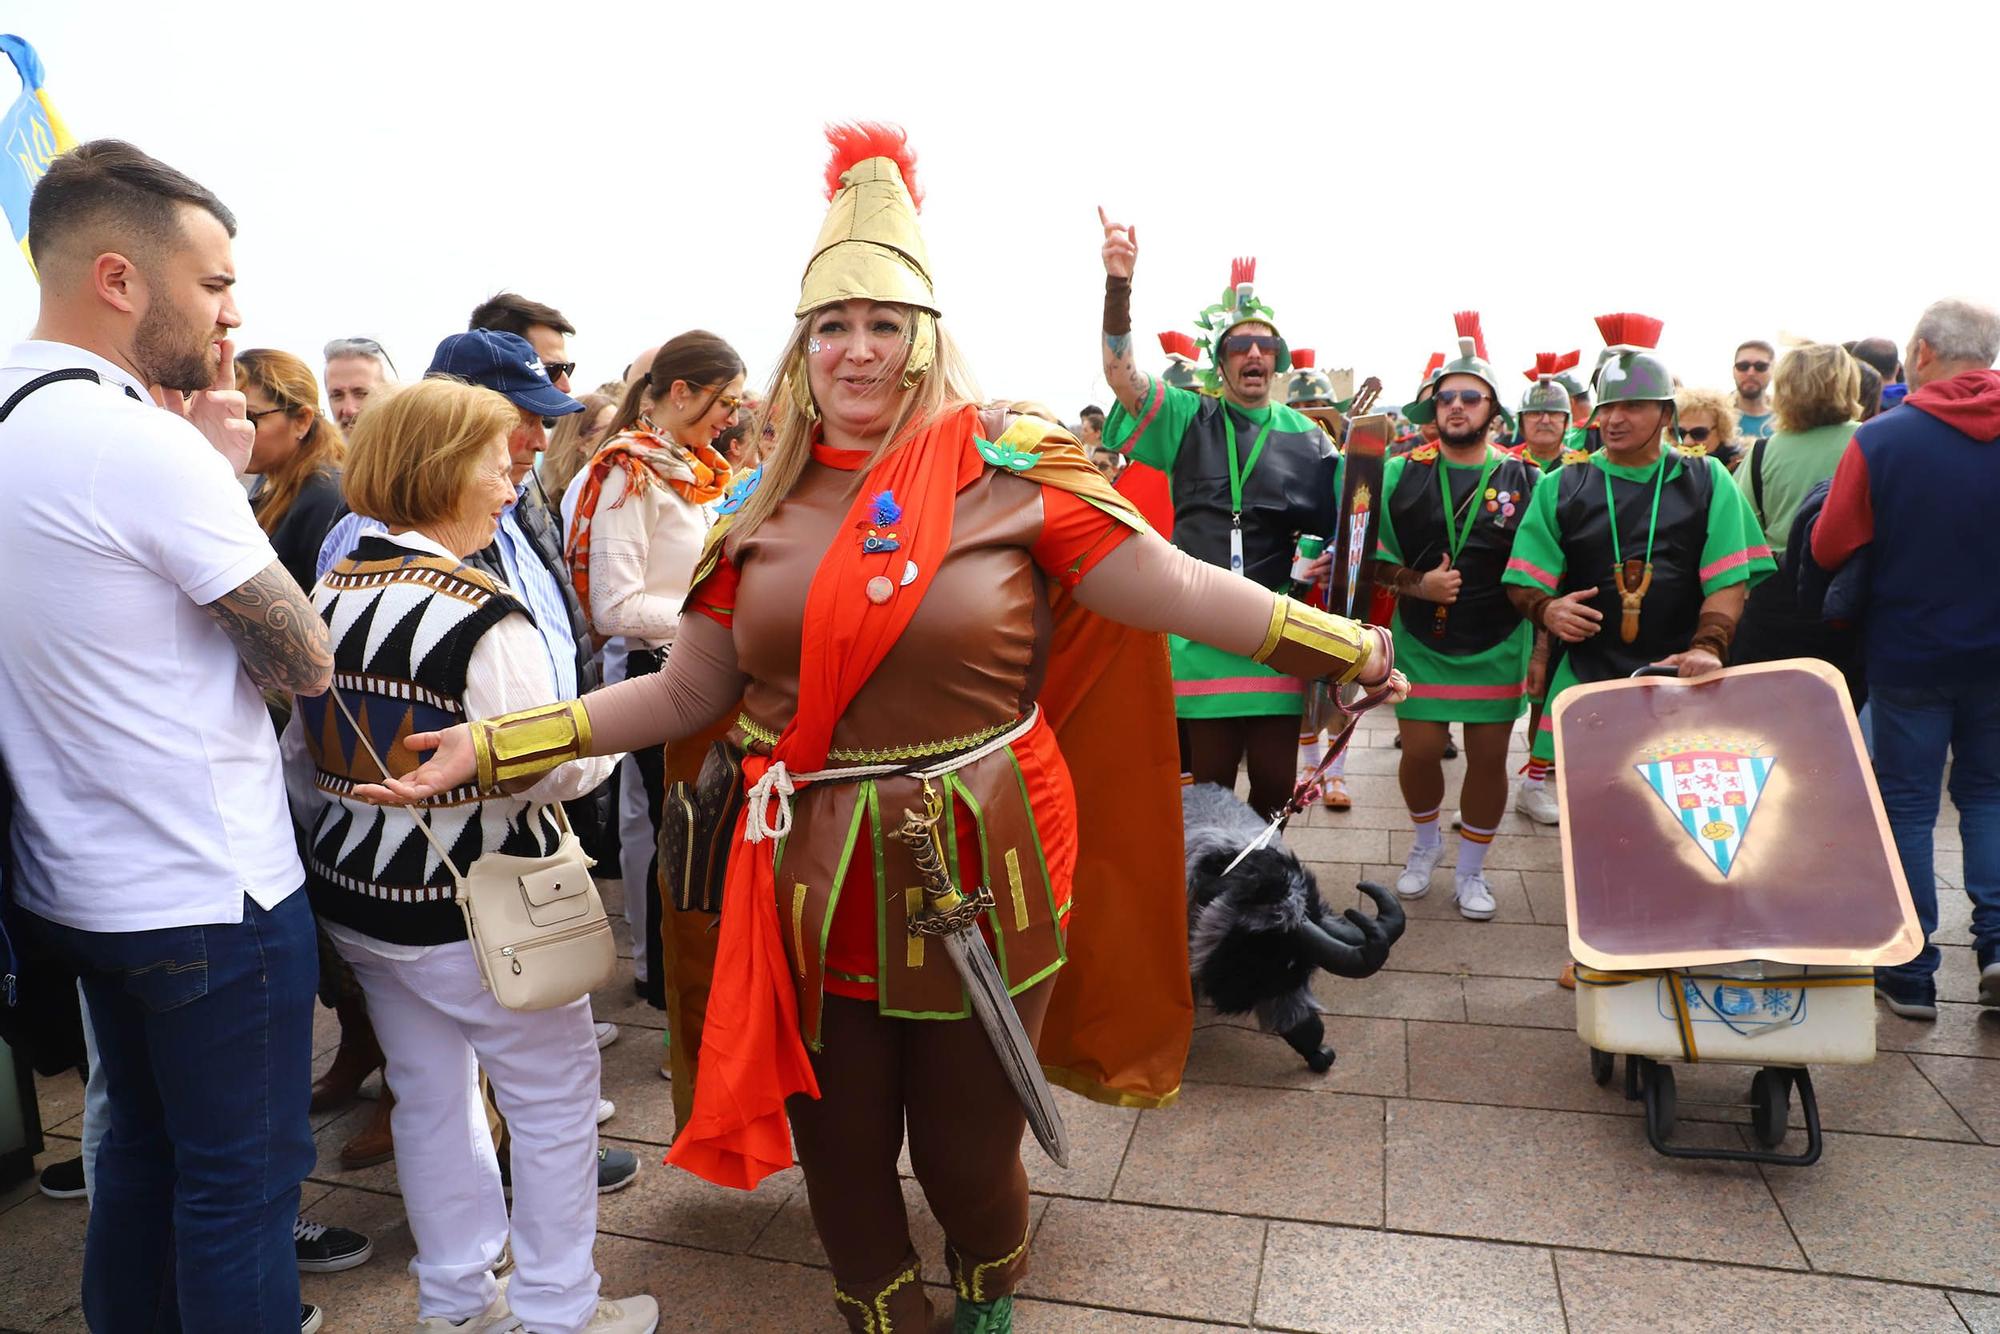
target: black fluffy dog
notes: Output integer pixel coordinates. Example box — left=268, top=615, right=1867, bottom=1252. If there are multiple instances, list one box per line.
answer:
left=1183, top=782, right=1405, bottom=1071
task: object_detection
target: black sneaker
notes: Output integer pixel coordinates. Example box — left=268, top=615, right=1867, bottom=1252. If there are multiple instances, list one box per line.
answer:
left=597, top=1146, right=640, bottom=1194
left=301, top=1303, right=323, bottom=1334
left=1874, top=970, right=1938, bottom=1021
left=294, top=1215, right=373, bottom=1272
left=37, top=1155, right=86, bottom=1200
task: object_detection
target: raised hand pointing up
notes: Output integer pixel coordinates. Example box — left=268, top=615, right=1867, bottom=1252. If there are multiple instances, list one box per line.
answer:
left=1098, top=206, right=1137, bottom=279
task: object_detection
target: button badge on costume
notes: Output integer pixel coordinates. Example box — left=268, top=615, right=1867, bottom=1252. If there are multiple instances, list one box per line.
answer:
left=1634, top=737, right=1776, bottom=878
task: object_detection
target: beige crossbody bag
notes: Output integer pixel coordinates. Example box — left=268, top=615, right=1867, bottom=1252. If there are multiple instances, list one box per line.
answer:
left=327, top=685, right=615, bottom=1011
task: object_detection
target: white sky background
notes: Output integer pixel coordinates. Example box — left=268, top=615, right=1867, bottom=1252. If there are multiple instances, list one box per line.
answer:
left=5, top=0, right=1996, bottom=417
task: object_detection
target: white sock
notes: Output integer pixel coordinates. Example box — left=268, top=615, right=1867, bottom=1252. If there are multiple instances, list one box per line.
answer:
left=1411, top=808, right=1443, bottom=853
left=1326, top=744, right=1346, bottom=778
left=1457, top=821, right=1498, bottom=879
left=1298, top=731, right=1323, bottom=771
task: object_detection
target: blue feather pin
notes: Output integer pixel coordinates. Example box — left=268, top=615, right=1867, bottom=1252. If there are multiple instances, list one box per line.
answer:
left=861, top=488, right=903, bottom=553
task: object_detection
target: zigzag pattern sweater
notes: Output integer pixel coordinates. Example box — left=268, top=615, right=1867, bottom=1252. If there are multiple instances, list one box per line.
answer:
left=298, top=535, right=561, bottom=944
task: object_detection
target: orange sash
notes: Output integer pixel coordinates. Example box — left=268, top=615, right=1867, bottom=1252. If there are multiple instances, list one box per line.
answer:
left=665, top=405, right=982, bottom=1189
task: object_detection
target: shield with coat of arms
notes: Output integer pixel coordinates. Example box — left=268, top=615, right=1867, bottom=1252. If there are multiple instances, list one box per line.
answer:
left=1634, top=737, right=1775, bottom=878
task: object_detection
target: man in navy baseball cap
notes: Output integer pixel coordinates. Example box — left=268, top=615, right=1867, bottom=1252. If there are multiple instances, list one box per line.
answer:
left=427, top=328, right=582, bottom=430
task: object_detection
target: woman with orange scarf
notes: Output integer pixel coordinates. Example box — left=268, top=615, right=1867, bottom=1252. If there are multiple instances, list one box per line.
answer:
left=564, top=333, right=742, bottom=1015
left=356, top=125, right=1405, bottom=1334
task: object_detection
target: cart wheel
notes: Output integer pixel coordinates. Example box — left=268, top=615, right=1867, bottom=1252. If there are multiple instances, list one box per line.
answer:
left=1645, top=1063, right=1678, bottom=1138
left=1590, top=1047, right=1616, bottom=1086
left=1751, top=1068, right=1793, bottom=1148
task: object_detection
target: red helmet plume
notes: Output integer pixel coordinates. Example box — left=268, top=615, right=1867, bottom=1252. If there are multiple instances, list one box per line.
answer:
left=822, top=122, right=923, bottom=210
left=1452, top=310, right=1487, bottom=361
left=1230, top=257, right=1256, bottom=287
left=1290, top=348, right=1316, bottom=369
left=1594, top=312, right=1663, bottom=349
left=1525, top=349, right=1583, bottom=381
left=1422, top=351, right=1446, bottom=379
left=1158, top=331, right=1199, bottom=362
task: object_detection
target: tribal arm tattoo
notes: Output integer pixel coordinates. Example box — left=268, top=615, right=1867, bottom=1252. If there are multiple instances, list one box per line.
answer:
left=1100, top=276, right=1151, bottom=417
left=202, top=559, right=335, bottom=696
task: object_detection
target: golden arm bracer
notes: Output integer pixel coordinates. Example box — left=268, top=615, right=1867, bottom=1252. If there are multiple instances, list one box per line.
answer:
left=469, top=700, right=593, bottom=793
left=1251, top=598, right=1377, bottom=686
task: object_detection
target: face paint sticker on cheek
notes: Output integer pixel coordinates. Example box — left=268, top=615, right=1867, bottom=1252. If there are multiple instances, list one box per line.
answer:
left=808, top=338, right=824, bottom=355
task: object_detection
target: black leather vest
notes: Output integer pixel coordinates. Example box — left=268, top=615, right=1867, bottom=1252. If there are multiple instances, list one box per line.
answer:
left=1169, top=399, right=1340, bottom=591
left=1551, top=454, right=1716, bottom=681
left=1388, top=448, right=1539, bottom=655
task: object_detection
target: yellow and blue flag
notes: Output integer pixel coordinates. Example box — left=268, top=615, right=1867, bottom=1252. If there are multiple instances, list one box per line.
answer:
left=2, top=35, right=77, bottom=274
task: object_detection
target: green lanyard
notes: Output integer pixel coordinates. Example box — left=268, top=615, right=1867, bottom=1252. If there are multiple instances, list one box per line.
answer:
left=1222, top=405, right=1275, bottom=575
left=1438, top=448, right=1501, bottom=564
left=1603, top=453, right=1669, bottom=568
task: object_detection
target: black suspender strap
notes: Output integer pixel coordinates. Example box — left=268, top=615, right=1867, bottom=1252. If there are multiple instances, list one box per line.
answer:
left=0, top=367, right=144, bottom=422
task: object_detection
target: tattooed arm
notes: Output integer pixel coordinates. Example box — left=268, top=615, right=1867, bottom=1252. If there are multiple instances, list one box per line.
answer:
left=202, top=560, right=335, bottom=696
left=1098, top=206, right=1151, bottom=417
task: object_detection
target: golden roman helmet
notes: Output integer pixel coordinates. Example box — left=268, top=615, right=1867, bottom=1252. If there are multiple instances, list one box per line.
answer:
left=788, top=123, right=939, bottom=415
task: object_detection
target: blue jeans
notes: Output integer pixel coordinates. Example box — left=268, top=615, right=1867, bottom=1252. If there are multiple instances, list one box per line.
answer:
left=1871, top=683, right=2000, bottom=982
left=20, top=891, right=318, bottom=1332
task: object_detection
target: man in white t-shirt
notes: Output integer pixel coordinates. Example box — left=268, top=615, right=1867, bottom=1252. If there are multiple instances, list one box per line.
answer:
left=0, top=140, right=333, bottom=1334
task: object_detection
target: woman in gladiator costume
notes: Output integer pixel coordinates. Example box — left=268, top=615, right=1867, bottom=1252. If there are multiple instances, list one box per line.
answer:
left=356, top=124, right=1403, bottom=1333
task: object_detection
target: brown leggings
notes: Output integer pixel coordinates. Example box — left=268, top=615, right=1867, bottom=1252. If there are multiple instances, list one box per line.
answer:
left=787, top=980, right=1052, bottom=1291
left=1185, top=713, right=1304, bottom=818
left=1397, top=718, right=1515, bottom=829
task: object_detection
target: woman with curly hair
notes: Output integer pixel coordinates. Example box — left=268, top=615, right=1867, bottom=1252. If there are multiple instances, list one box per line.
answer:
left=1672, top=383, right=1744, bottom=470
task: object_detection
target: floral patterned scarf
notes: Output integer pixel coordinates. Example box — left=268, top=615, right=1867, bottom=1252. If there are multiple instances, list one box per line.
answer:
left=565, top=426, right=732, bottom=638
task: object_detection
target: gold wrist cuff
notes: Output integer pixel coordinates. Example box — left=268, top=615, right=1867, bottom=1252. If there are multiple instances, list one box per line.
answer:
left=470, top=700, right=593, bottom=792
left=1252, top=598, right=1374, bottom=686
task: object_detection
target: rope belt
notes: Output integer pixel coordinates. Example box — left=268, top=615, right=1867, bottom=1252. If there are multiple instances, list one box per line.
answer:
left=1574, top=965, right=1873, bottom=1063
left=741, top=706, right=1041, bottom=847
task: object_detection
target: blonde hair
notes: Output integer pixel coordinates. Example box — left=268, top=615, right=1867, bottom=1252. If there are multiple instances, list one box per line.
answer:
left=236, top=348, right=344, bottom=535
left=1673, top=386, right=1740, bottom=450
left=1772, top=343, right=1862, bottom=435
left=537, top=391, right=618, bottom=497
left=729, top=310, right=982, bottom=539
left=343, top=378, right=520, bottom=527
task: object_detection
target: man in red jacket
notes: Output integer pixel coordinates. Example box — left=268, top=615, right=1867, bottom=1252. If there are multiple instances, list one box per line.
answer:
left=1813, top=298, right=2000, bottom=1020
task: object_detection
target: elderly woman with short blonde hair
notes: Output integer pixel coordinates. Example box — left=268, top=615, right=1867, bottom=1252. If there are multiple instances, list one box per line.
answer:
left=284, top=377, right=651, bottom=1334
left=1673, top=385, right=1743, bottom=469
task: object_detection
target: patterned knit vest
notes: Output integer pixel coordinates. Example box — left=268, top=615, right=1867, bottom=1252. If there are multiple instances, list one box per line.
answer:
left=298, top=535, right=555, bottom=945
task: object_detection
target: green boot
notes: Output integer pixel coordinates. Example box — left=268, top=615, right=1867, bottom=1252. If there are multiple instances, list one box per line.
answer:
left=953, top=1294, right=1013, bottom=1334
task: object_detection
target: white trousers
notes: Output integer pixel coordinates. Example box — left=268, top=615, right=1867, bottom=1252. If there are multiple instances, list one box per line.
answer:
left=335, top=936, right=604, bottom=1334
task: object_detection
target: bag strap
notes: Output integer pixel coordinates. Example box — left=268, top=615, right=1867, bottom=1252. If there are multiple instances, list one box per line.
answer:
left=1748, top=435, right=1768, bottom=515
left=0, top=367, right=142, bottom=422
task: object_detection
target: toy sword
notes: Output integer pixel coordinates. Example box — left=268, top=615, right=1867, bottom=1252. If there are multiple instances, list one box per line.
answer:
left=900, top=786, right=1071, bottom=1168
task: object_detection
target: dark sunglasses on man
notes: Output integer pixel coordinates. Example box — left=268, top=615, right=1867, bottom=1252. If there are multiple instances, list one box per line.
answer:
left=1433, top=389, right=1490, bottom=407
left=323, top=336, right=399, bottom=377
left=1734, top=359, right=1771, bottom=373
left=1220, top=333, right=1281, bottom=357
left=542, top=360, right=577, bottom=381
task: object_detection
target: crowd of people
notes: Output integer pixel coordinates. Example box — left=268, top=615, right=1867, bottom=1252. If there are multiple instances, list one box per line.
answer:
left=0, top=124, right=1994, bottom=1334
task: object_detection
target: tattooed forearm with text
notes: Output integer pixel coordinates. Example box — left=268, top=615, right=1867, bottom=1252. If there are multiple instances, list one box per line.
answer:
left=202, top=560, right=334, bottom=696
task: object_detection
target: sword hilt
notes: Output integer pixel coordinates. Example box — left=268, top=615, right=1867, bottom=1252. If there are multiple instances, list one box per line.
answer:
left=898, top=801, right=992, bottom=935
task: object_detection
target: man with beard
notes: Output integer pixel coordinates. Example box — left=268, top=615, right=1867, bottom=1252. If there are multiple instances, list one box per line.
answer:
left=0, top=139, right=333, bottom=1334
left=322, top=335, right=396, bottom=431
left=1503, top=346, right=1773, bottom=782
left=1374, top=324, right=1540, bottom=918
left=469, top=291, right=577, bottom=393
left=1099, top=214, right=1339, bottom=815
left=1733, top=338, right=1777, bottom=441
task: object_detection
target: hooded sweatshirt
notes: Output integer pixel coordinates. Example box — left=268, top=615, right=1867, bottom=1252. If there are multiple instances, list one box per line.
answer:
left=1812, top=368, right=2000, bottom=687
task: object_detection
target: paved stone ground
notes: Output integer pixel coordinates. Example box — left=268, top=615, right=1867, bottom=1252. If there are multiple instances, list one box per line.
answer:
left=2, top=709, right=1994, bottom=1331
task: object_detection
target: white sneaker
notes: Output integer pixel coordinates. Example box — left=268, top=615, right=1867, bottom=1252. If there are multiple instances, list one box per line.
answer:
left=596, top=1098, right=615, bottom=1125
left=594, top=1022, right=619, bottom=1050
left=580, top=1295, right=660, bottom=1333
left=1396, top=842, right=1445, bottom=899
left=412, top=1280, right=519, bottom=1332
left=1516, top=780, right=1560, bottom=826
left=1455, top=873, right=1497, bottom=920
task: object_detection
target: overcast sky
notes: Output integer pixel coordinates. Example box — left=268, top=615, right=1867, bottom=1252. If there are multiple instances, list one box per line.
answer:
left=7, top=0, right=1995, bottom=418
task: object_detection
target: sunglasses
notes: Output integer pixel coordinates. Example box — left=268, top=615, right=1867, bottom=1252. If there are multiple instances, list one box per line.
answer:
left=323, top=336, right=398, bottom=376
left=1220, top=334, right=1280, bottom=358
left=246, top=405, right=291, bottom=423
left=543, top=360, right=577, bottom=381
left=1679, top=426, right=1713, bottom=442
left=1734, top=360, right=1771, bottom=373
left=1433, top=390, right=1490, bottom=407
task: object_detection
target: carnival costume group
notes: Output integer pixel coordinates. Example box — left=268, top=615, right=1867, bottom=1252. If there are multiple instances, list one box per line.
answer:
left=343, top=123, right=1797, bottom=1333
